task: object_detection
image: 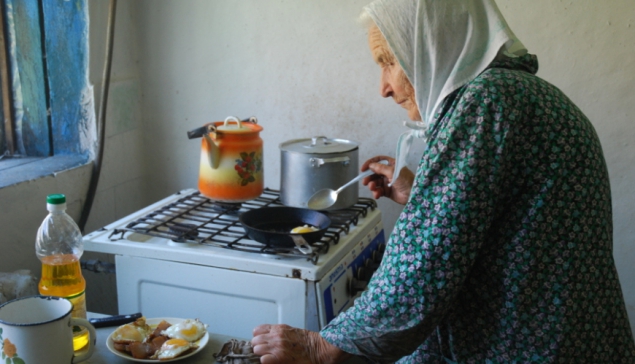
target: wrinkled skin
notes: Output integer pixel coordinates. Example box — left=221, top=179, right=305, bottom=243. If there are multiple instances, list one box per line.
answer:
left=363, top=26, right=418, bottom=204
left=361, top=155, right=414, bottom=205
left=251, top=324, right=350, bottom=364
left=368, top=26, right=421, bottom=122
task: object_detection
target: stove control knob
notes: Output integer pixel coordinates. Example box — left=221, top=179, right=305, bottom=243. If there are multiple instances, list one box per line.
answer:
left=356, top=267, right=368, bottom=280
left=372, top=249, right=384, bottom=263
left=377, top=243, right=386, bottom=254
left=358, top=264, right=374, bottom=281
left=348, top=277, right=368, bottom=296
left=365, top=258, right=380, bottom=272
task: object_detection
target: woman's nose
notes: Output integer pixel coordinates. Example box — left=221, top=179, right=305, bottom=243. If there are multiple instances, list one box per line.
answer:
left=380, top=71, right=393, bottom=98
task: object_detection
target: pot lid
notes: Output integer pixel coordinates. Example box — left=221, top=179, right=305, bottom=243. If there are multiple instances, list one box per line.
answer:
left=280, top=136, right=359, bottom=154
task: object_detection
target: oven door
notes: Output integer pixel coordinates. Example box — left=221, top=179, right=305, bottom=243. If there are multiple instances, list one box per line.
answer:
left=115, top=255, right=308, bottom=338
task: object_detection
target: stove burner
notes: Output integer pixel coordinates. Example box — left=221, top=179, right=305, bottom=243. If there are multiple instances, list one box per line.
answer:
left=208, top=201, right=242, bottom=216
left=111, top=188, right=377, bottom=264
left=168, top=223, right=199, bottom=241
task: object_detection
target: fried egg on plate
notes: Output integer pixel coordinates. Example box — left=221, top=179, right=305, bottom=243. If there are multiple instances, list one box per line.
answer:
left=111, top=317, right=151, bottom=343
left=161, top=319, right=207, bottom=342
left=152, top=338, right=196, bottom=360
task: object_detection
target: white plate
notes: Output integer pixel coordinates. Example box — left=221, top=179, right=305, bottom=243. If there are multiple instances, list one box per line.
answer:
left=106, top=317, right=209, bottom=363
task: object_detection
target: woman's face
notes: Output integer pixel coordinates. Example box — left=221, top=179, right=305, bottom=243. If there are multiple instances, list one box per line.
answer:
left=368, top=26, right=421, bottom=121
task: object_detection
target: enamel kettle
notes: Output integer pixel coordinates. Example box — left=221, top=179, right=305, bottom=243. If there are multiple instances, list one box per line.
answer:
left=187, top=116, right=264, bottom=202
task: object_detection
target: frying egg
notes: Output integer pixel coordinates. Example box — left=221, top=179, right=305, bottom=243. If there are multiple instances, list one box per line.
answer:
left=152, top=338, right=195, bottom=360
left=111, top=317, right=151, bottom=343
left=161, top=319, right=207, bottom=342
left=291, top=224, right=318, bottom=234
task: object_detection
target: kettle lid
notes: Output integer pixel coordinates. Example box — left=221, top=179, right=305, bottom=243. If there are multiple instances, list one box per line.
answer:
left=187, top=116, right=262, bottom=139
left=215, top=116, right=262, bottom=133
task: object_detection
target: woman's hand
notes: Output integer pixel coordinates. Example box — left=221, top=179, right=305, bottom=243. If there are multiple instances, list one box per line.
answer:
left=251, top=324, right=350, bottom=364
left=361, top=155, right=414, bottom=205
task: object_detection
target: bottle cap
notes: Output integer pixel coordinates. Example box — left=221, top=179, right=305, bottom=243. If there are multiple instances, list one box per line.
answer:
left=46, top=194, right=66, bottom=205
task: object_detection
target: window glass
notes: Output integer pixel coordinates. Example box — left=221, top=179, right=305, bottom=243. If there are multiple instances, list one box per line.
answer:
left=5, top=0, right=49, bottom=156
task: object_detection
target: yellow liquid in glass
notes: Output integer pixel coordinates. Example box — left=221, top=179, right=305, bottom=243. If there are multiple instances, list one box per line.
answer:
left=39, top=254, right=89, bottom=351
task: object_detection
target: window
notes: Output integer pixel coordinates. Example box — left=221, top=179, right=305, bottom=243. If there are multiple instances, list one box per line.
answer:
left=0, top=0, right=93, bottom=185
left=0, top=1, right=11, bottom=157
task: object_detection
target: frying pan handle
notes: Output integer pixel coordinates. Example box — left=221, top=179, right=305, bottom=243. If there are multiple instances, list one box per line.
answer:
left=290, top=235, right=313, bottom=255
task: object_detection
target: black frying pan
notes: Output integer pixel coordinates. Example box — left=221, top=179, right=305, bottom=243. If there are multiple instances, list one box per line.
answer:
left=239, top=207, right=331, bottom=254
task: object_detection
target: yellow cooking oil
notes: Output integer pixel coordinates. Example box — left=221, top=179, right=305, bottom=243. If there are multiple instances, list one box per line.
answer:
left=38, top=254, right=89, bottom=351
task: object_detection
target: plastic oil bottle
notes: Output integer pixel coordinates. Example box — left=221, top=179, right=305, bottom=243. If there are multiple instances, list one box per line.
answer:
left=35, top=194, right=89, bottom=351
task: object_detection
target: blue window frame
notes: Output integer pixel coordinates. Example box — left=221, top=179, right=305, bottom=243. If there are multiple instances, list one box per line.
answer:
left=0, top=0, right=92, bottom=160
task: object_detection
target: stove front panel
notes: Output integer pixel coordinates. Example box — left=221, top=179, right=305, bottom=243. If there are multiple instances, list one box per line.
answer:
left=317, top=221, right=386, bottom=326
left=116, top=255, right=307, bottom=339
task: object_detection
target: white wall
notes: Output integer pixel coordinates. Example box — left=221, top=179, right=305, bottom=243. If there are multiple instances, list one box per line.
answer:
left=1, top=0, right=633, bottom=328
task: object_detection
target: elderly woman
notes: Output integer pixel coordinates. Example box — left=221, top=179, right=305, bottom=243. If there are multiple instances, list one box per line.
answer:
left=252, top=0, right=635, bottom=362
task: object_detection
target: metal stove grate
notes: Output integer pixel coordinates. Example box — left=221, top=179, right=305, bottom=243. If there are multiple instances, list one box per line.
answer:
left=107, top=188, right=377, bottom=264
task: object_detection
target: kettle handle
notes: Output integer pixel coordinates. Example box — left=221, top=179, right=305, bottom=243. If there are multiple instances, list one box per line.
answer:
left=187, top=124, right=216, bottom=139
left=223, top=116, right=259, bottom=127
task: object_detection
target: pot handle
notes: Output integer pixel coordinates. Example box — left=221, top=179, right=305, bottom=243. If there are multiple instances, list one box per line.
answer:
left=290, top=235, right=313, bottom=255
left=310, top=136, right=329, bottom=146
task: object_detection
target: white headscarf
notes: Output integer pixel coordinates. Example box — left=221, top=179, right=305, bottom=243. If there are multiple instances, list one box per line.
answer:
left=362, top=0, right=527, bottom=184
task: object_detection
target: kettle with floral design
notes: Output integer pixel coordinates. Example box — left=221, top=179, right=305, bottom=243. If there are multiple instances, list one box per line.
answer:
left=187, top=116, right=264, bottom=202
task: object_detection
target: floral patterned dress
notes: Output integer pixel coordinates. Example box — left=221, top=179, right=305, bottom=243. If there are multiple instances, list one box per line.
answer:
left=321, top=54, right=635, bottom=363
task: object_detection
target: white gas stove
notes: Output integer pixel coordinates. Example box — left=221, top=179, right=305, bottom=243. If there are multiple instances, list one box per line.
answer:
left=83, top=188, right=385, bottom=338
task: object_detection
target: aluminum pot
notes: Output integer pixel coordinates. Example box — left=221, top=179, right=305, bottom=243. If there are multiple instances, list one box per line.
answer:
left=280, top=136, right=359, bottom=210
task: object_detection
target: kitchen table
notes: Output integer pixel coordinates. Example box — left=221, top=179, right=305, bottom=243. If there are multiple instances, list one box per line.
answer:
left=84, top=313, right=366, bottom=364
